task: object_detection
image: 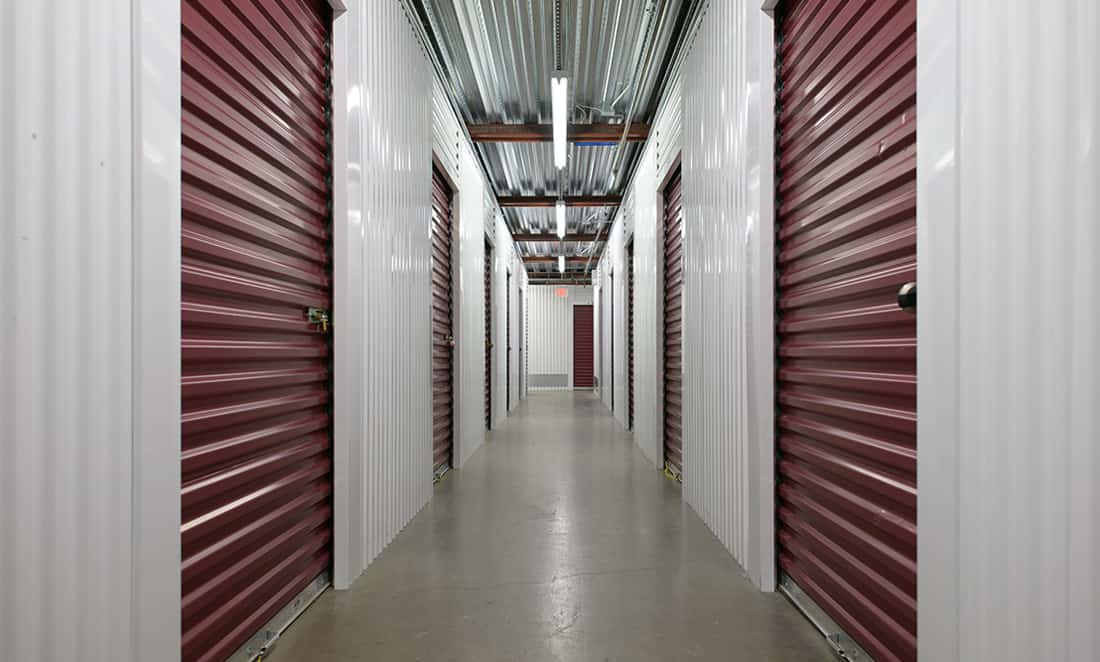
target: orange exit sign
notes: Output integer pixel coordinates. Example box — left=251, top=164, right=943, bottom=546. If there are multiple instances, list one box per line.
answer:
left=555, top=288, right=568, bottom=297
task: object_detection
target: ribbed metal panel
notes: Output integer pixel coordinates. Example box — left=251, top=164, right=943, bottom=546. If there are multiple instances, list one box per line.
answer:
left=450, top=140, right=489, bottom=467
left=484, top=240, right=493, bottom=427
left=573, top=305, right=596, bottom=388
left=432, top=80, right=461, bottom=182
left=918, top=2, right=1100, bottom=660
left=627, top=239, right=635, bottom=429
left=681, top=0, right=776, bottom=591
left=423, top=0, right=685, bottom=123
left=180, top=2, right=333, bottom=659
left=614, top=72, right=683, bottom=467
left=334, top=0, right=434, bottom=587
left=0, top=1, right=149, bottom=658
left=488, top=214, right=524, bottom=424
left=526, top=285, right=593, bottom=389
left=775, top=2, right=917, bottom=660
left=506, top=270, right=512, bottom=411
left=430, top=168, right=454, bottom=477
left=598, top=264, right=613, bottom=410
left=420, top=0, right=690, bottom=237
left=662, top=170, right=684, bottom=478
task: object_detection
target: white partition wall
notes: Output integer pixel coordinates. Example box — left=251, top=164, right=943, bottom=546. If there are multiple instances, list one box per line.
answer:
left=527, top=285, right=594, bottom=389
left=1, top=0, right=183, bottom=658
left=680, top=0, right=776, bottom=592
left=432, top=78, right=493, bottom=469
left=333, top=0, right=435, bottom=588
left=620, top=74, right=683, bottom=467
left=917, top=1, right=1100, bottom=660
left=488, top=213, right=524, bottom=424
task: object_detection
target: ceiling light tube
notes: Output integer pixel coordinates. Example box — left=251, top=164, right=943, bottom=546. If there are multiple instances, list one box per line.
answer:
left=556, top=200, right=566, bottom=238
left=558, top=255, right=565, bottom=273
left=551, top=76, right=568, bottom=168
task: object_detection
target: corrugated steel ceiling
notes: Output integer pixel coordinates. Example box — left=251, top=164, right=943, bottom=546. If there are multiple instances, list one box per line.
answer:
left=411, top=0, right=694, bottom=269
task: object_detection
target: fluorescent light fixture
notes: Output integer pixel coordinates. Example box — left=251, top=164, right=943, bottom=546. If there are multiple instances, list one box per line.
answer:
left=558, top=255, right=565, bottom=273
left=556, top=200, right=566, bottom=238
left=551, top=76, right=568, bottom=168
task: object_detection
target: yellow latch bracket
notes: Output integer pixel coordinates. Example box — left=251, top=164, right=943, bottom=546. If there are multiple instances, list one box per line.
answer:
left=307, top=307, right=330, bottom=332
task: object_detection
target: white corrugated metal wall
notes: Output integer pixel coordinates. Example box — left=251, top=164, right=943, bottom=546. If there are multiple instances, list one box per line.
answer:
left=593, top=280, right=601, bottom=394
left=918, top=1, right=1100, bottom=660
left=517, top=270, right=528, bottom=403
left=1, top=0, right=182, bottom=658
left=598, top=264, right=613, bottom=410
left=509, top=254, right=523, bottom=410
left=431, top=78, right=493, bottom=469
left=333, top=0, right=435, bottom=588
left=611, top=200, right=631, bottom=428
left=490, top=213, right=524, bottom=424
left=680, top=0, right=776, bottom=591
left=527, top=285, right=594, bottom=389
left=606, top=73, right=683, bottom=464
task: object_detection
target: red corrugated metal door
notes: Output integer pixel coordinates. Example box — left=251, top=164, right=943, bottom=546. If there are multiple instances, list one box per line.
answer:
left=663, top=168, right=683, bottom=480
left=431, top=167, right=454, bottom=478
left=181, top=1, right=333, bottom=660
left=628, top=240, right=635, bottom=430
left=573, top=305, right=594, bottom=388
left=485, top=241, right=493, bottom=429
left=775, top=1, right=916, bottom=661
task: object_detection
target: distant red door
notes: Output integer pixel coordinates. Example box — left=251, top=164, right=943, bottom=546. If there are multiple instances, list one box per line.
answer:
left=573, top=305, right=594, bottom=388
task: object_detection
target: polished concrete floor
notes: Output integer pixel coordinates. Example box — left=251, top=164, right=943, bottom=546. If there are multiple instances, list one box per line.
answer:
left=270, top=391, right=833, bottom=661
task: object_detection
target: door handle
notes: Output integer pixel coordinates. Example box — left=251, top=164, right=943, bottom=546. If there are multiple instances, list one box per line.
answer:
left=307, top=307, right=330, bottom=332
left=897, top=282, right=917, bottom=314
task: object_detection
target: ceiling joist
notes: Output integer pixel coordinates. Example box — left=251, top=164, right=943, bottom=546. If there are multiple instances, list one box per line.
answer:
left=522, top=255, right=598, bottom=264
left=468, top=122, right=650, bottom=143
left=498, top=196, right=621, bottom=208
left=512, top=233, right=601, bottom=242
left=529, top=279, right=591, bottom=285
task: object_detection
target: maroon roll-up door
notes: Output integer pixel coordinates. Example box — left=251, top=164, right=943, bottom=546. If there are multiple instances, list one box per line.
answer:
left=181, top=1, right=332, bottom=660
left=485, top=241, right=493, bottom=429
left=628, top=240, right=635, bottom=430
left=775, top=1, right=917, bottom=661
left=663, top=168, right=683, bottom=480
left=430, top=167, right=454, bottom=478
left=573, top=305, right=594, bottom=388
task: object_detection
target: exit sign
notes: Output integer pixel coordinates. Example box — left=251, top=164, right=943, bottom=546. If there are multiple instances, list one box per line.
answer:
left=555, top=288, right=568, bottom=297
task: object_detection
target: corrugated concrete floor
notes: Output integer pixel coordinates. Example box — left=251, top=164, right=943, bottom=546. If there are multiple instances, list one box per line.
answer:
left=269, top=391, right=833, bottom=661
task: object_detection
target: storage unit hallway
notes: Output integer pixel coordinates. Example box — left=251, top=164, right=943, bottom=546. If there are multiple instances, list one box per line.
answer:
left=4, top=1, right=1098, bottom=662
left=266, top=392, right=833, bottom=662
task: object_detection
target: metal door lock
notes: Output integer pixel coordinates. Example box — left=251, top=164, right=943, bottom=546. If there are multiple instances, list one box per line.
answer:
left=307, top=307, right=330, bottom=332
left=897, top=282, right=916, bottom=314
left=445, top=334, right=456, bottom=348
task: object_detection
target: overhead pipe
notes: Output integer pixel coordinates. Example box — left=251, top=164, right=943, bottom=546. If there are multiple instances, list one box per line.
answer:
left=583, top=0, right=707, bottom=281
left=582, top=0, right=665, bottom=280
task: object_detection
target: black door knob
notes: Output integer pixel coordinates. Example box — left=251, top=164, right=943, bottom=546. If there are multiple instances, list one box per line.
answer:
left=897, top=282, right=917, bottom=314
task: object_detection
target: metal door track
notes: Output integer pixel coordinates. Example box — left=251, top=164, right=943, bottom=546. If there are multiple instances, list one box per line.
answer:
left=779, top=574, right=873, bottom=662
left=228, top=573, right=331, bottom=662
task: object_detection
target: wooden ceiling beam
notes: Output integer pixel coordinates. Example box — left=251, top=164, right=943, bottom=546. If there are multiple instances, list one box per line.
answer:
left=468, top=122, right=650, bottom=143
